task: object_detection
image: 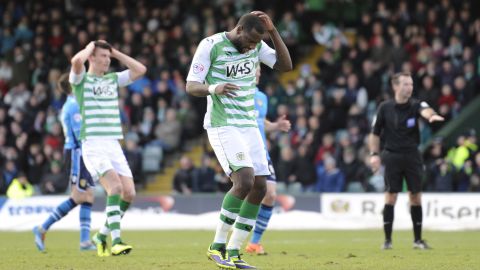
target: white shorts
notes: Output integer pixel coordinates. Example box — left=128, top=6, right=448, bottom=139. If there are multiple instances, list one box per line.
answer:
left=207, top=126, right=270, bottom=176
left=82, top=139, right=133, bottom=180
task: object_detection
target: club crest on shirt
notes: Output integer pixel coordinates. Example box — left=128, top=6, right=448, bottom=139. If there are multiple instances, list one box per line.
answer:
left=236, top=152, right=245, bottom=161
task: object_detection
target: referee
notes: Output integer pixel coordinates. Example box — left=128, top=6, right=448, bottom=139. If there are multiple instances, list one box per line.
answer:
left=368, top=72, right=444, bottom=250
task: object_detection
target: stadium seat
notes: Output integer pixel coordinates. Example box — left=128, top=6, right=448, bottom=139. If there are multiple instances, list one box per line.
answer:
left=142, top=144, right=163, bottom=174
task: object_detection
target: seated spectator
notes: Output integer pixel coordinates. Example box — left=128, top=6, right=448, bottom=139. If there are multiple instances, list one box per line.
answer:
left=311, top=21, right=347, bottom=48
left=173, top=155, right=195, bottom=194
left=40, top=161, right=67, bottom=194
left=339, top=147, right=367, bottom=192
left=430, top=159, right=454, bottom=192
left=213, top=160, right=232, bottom=193
left=6, top=172, right=34, bottom=199
left=293, top=144, right=316, bottom=191
left=124, top=133, right=144, bottom=187
left=2, top=159, right=18, bottom=187
left=276, top=146, right=296, bottom=186
left=192, top=155, right=216, bottom=192
left=154, top=108, right=181, bottom=152
left=365, top=155, right=384, bottom=192
left=315, top=156, right=345, bottom=192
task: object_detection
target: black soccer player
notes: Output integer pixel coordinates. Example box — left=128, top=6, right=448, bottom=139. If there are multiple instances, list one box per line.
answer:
left=368, top=72, right=444, bottom=250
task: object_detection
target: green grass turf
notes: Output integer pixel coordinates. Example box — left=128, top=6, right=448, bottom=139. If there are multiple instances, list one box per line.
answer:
left=0, top=230, right=478, bottom=270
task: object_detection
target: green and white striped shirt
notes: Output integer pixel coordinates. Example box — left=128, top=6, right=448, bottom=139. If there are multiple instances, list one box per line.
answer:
left=69, top=68, right=131, bottom=140
left=187, top=32, right=277, bottom=128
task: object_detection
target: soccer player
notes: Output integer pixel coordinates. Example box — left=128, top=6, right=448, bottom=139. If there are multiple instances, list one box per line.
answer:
left=33, top=73, right=97, bottom=252
left=369, top=72, right=444, bottom=250
left=245, top=67, right=291, bottom=255
left=69, top=40, right=146, bottom=256
left=186, top=11, right=292, bottom=269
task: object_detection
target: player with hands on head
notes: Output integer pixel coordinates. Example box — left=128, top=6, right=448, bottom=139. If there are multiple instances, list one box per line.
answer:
left=186, top=10, right=291, bottom=270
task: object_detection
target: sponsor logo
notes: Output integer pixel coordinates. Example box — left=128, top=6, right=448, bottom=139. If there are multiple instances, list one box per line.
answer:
left=225, top=59, right=255, bottom=79
left=8, top=205, right=55, bottom=215
left=330, top=200, right=349, bottom=213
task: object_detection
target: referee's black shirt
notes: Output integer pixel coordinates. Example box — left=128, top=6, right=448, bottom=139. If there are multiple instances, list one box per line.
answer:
left=372, top=98, right=429, bottom=153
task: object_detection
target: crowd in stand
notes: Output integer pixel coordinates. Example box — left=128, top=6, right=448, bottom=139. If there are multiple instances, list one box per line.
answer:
left=0, top=0, right=479, bottom=197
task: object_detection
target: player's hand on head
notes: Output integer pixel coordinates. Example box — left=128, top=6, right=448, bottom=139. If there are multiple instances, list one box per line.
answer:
left=86, top=41, right=95, bottom=50
left=216, top=83, right=240, bottom=98
left=251, top=11, right=274, bottom=31
left=429, top=115, right=445, bottom=123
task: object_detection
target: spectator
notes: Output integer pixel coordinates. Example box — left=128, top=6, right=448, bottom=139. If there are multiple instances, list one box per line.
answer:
left=124, top=133, right=144, bottom=187
left=276, top=146, right=296, bottom=186
left=315, top=156, right=345, bottom=192
left=40, top=160, right=67, bottom=194
left=312, top=21, right=347, bottom=48
left=6, top=172, right=34, bottom=199
left=173, top=155, right=195, bottom=194
left=430, top=159, right=454, bottom=192
left=366, top=154, right=385, bottom=192
left=154, top=108, right=181, bottom=152
left=294, top=144, right=316, bottom=191
left=192, top=155, right=216, bottom=192
left=339, top=147, right=367, bottom=192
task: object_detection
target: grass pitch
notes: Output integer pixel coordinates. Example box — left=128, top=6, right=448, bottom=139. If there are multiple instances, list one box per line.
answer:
left=0, top=230, right=478, bottom=270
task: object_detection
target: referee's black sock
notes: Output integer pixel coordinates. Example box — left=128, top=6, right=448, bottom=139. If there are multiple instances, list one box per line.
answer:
left=383, top=204, right=394, bottom=241
left=411, top=205, right=423, bottom=242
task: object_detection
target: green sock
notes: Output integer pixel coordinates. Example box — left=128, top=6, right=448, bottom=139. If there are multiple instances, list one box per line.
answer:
left=212, top=193, right=243, bottom=248
left=99, top=199, right=131, bottom=240
left=227, top=200, right=260, bottom=256
left=106, top=194, right=122, bottom=245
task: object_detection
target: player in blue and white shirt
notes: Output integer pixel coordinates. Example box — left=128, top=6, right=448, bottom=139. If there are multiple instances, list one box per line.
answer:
left=246, top=67, right=291, bottom=255
left=33, top=73, right=97, bottom=252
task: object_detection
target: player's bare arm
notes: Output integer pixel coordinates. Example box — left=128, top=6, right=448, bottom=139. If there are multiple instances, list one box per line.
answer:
left=251, top=11, right=292, bottom=72
left=265, top=115, right=291, bottom=132
left=71, top=41, right=95, bottom=74
left=186, top=81, right=239, bottom=98
left=420, top=108, right=445, bottom=123
left=111, top=47, right=147, bottom=81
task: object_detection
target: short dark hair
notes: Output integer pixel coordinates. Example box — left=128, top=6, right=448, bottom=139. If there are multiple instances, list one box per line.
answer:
left=391, top=72, right=411, bottom=86
left=94, top=41, right=112, bottom=52
left=57, top=73, right=71, bottom=94
left=237, top=14, right=265, bottom=34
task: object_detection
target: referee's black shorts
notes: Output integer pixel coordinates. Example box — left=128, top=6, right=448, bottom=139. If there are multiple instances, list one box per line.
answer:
left=381, top=149, right=424, bottom=194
